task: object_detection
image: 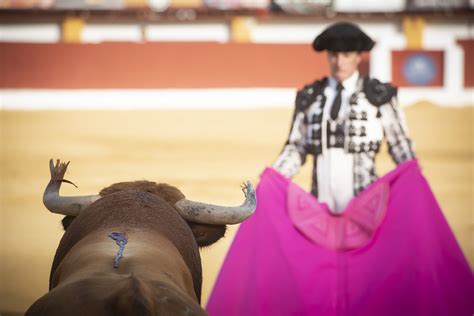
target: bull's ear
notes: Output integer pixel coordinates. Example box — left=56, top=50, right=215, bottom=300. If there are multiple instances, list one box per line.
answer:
left=187, top=222, right=227, bottom=247
left=61, top=215, right=76, bottom=230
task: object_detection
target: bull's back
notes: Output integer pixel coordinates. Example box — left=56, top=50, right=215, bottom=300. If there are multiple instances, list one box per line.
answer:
left=28, top=271, right=206, bottom=315
left=50, top=190, right=202, bottom=298
left=28, top=228, right=206, bottom=316
left=52, top=228, right=196, bottom=296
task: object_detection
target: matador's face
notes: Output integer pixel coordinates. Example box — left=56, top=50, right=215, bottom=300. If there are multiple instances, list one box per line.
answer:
left=327, top=51, right=361, bottom=82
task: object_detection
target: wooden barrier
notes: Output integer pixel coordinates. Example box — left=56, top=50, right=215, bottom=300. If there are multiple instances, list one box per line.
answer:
left=0, top=42, right=369, bottom=89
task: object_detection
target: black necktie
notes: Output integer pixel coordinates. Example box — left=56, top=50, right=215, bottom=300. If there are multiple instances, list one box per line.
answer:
left=330, top=83, right=344, bottom=120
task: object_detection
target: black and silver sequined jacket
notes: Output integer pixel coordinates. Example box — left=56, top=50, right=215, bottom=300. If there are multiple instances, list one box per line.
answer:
left=273, top=76, right=416, bottom=197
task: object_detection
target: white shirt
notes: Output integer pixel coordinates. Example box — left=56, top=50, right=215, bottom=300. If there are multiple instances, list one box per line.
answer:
left=316, top=71, right=360, bottom=213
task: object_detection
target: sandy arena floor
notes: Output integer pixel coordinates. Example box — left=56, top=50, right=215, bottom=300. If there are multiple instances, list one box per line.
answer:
left=0, top=102, right=472, bottom=314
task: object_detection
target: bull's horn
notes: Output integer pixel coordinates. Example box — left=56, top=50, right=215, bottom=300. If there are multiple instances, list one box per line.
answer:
left=43, top=159, right=101, bottom=216
left=174, top=181, right=257, bottom=225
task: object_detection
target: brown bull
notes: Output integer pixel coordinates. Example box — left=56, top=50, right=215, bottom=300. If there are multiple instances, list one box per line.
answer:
left=26, top=159, right=256, bottom=316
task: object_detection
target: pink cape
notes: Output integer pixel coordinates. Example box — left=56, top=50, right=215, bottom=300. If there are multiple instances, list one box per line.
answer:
left=207, top=160, right=473, bottom=316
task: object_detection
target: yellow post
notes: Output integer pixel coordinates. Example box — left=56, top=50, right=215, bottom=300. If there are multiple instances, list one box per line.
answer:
left=124, top=0, right=147, bottom=7
left=402, top=16, right=425, bottom=49
left=62, top=17, right=85, bottom=43
left=231, top=16, right=253, bottom=43
left=170, top=0, right=202, bottom=8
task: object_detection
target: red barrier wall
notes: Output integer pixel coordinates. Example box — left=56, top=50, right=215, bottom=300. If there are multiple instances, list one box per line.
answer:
left=0, top=42, right=369, bottom=89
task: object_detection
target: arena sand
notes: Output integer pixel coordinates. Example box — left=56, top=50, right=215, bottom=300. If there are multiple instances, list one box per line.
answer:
left=0, top=102, right=472, bottom=314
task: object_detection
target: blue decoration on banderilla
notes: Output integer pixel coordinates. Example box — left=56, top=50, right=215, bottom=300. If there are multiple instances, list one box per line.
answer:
left=108, top=232, right=128, bottom=268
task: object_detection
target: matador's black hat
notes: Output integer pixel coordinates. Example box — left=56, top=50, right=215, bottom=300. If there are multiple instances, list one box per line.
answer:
left=312, top=22, right=375, bottom=52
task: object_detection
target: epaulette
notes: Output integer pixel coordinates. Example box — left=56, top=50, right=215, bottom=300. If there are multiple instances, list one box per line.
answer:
left=363, top=77, right=397, bottom=107
left=295, top=78, right=328, bottom=111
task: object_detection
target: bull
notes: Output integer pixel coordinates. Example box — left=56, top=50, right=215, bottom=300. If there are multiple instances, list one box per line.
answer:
left=26, top=159, right=256, bottom=316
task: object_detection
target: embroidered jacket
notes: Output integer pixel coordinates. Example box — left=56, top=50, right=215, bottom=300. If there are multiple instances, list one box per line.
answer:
left=273, top=76, right=416, bottom=197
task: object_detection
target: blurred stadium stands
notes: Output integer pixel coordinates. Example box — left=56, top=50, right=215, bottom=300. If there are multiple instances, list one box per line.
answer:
left=0, top=0, right=472, bottom=16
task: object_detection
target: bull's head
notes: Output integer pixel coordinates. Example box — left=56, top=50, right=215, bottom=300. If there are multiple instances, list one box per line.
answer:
left=43, top=159, right=256, bottom=246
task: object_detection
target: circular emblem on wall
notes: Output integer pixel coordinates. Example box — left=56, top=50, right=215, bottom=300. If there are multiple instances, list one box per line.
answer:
left=402, top=53, right=437, bottom=86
